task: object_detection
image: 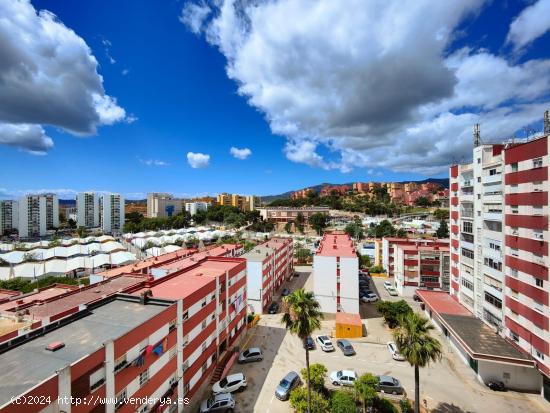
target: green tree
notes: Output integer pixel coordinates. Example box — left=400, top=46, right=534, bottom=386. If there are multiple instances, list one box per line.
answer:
left=301, top=363, right=327, bottom=393
left=344, top=222, right=364, bottom=239
left=285, top=221, right=293, bottom=234
left=294, top=247, right=311, bottom=264
left=396, top=228, right=408, bottom=238
left=76, top=226, right=87, bottom=238
left=126, top=211, right=144, bottom=225
left=373, top=397, right=399, bottom=413
left=369, top=220, right=397, bottom=238
left=330, top=389, right=356, bottom=413
left=432, top=209, right=449, bottom=221
left=282, top=289, right=323, bottom=413
left=309, top=213, right=328, bottom=235
left=414, top=196, right=431, bottom=207
left=376, top=300, right=412, bottom=329
left=358, top=253, right=372, bottom=269
left=354, top=373, right=379, bottom=413
left=296, top=212, right=305, bottom=234
left=289, top=387, right=329, bottom=413
left=436, top=220, right=449, bottom=238
left=393, top=312, right=442, bottom=413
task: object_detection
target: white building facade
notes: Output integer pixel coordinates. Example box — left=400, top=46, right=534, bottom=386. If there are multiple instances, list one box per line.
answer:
left=76, top=192, right=100, bottom=228
left=313, top=233, right=359, bottom=314
left=18, top=194, right=58, bottom=238
left=101, top=193, right=124, bottom=234
left=147, top=193, right=183, bottom=218
left=185, top=202, right=209, bottom=216
left=0, top=200, right=18, bottom=235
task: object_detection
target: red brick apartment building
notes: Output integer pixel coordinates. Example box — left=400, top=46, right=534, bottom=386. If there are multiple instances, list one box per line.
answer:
left=381, top=237, right=447, bottom=278
left=0, top=244, right=247, bottom=413
left=448, top=114, right=550, bottom=401
left=242, top=237, right=293, bottom=314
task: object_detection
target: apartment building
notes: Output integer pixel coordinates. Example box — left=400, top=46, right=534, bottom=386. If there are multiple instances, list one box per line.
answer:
left=216, top=193, right=257, bottom=211
left=313, top=232, right=359, bottom=314
left=242, top=238, right=293, bottom=314
left=393, top=241, right=450, bottom=296
left=76, top=192, right=100, bottom=228
left=258, top=206, right=330, bottom=224
left=291, top=188, right=315, bottom=199
left=185, top=202, right=209, bottom=216
left=449, top=113, right=550, bottom=401
left=319, top=184, right=350, bottom=197
left=102, top=193, right=125, bottom=234
left=0, top=294, right=183, bottom=413
left=147, top=193, right=183, bottom=218
left=18, top=194, right=59, bottom=238
left=382, top=237, right=443, bottom=278
left=0, top=200, right=18, bottom=235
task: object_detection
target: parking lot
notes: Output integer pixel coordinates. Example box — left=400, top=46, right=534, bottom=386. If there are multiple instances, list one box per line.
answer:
left=218, top=267, right=547, bottom=413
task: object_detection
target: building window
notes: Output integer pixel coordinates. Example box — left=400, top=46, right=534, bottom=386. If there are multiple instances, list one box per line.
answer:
left=182, top=361, right=189, bottom=371
left=483, top=309, right=501, bottom=327
left=202, top=362, right=207, bottom=374
left=137, top=405, right=148, bottom=413
left=201, top=299, right=207, bottom=307
left=139, top=369, right=149, bottom=386
left=510, top=289, right=519, bottom=299
left=484, top=291, right=502, bottom=309
left=202, top=320, right=207, bottom=329
left=534, top=300, right=543, bottom=313
left=169, top=318, right=177, bottom=332
left=510, top=205, right=518, bottom=214
left=461, top=278, right=474, bottom=291
left=484, top=274, right=502, bottom=291
left=534, top=230, right=544, bottom=240
left=183, top=382, right=190, bottom=395
left=183, top=311, right=189, bottom=320
left=477, top=177, right=481, bottom=183
left=509, top=331, right=519, bottom=343
left=461, top=248, right=474, bottom=260
left=169, top=346, right=176, bottom=360
left=115, top=389, right=127, bottom=410
left=510, top=248, right=519, bottom=257
left=211, top=294, right=215, bottom=301
left=477, top=158, right=481, bottom=164
left=534, top=348, right=545, bottom=361
left=533, top=205, right=543, bottom=216
left=483, top=257, right=502, bottom=271
left=536, top=278, right=544, bottom=288
left=511, top=162, right=518, bottom=172
left=510, top=268, right=518, bottom=278
left=462, top=221, right=473, bottom=234
left=533, top=157, right=543, bottom=168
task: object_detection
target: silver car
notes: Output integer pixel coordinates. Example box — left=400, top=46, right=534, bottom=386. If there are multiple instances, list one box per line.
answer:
left=238, top=347, right=263, bottom=363
left=199, top=393, right=235, bottom=413
left=275, top=371, right=301, bottom=400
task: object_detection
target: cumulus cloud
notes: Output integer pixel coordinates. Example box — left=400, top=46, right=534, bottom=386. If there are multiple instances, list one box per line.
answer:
left=230, top=146, right=252, bottom=159
left=138, top=158, right=170, bottom=167
left=181, top=0, right=550, bottom=174
left=0, top=0, right=128, bottom=153
left=180, top=2, right=211, bottom=34
left=187, top=152, right=210, bottom=168
left=507, top=0, right=550, bottom=51
left=0, top=124, right=53, bottom=155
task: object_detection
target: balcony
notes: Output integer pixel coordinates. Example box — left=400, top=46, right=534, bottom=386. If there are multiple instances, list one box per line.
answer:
left=482, top=173, right=502, bottom=185
left=483, top=211, right=502, bottom=222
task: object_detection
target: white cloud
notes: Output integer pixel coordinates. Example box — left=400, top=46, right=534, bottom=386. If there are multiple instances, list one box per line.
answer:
left=138, top=158, right=170, bottom=167
left=187, top=151, right=210, bottom=168
left=0, top=123, right=53, bottom=155
left=180, top=2, right=211, bottom=34
left=121, top=68, right=130, bottom=76
left=0, top=0, right=128, bottom=153
left=230, top=146, right=252, bottom=159
left=507, top=0, right=550, bottom=51
left=181, top=0, right=550, bottom=174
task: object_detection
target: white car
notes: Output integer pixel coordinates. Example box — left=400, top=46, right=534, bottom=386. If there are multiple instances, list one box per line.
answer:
left=212, top=373, right=247, bottom=394
left=316, top=335, right=335, bottom=352
left=387, top=286, right=398, bottom=296
left=329, top=370, right=358, bottom=387
left=361, top=293, right=379, bottom=303
left=383, top=281, right=393, bottom=289
left=387, top=342, right=405, bottom=361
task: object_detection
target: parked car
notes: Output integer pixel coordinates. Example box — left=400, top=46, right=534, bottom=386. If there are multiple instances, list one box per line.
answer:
left=486, top=380, right=506, bottom=391
left=275, top=371, right=301, bottom=400
left=386, top=342, right=405, bottom=361
left=361, top=293, right=379, bottom=303
left=329, top=370, right=358, bottom=386
left=268, top=302, right=279, bottom=314
left=238, top=348, right=263, bottom=364
left=303, top=336, right=315, bottom=350
left=212, top=373, right=247, bottom=394
left=387, top=286, right=398, bottom=296
left=383, top=281, right=393, bottom=289
left=199, top=393, right=235, bottom=413
left=336, top=339, right=356, bottom=356
left=376, top=375, right=404, bottom=395
left=281, top=288, right=290, bottom=296
left=316, top=335, right=335, bottom=352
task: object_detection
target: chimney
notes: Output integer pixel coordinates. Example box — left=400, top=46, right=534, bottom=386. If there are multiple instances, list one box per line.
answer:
left=473, top=124, right=481, bottom=147
left=545, top=110, right=550, bottom=135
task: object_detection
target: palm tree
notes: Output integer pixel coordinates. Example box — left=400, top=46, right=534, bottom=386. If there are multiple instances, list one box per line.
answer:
left=393, top=312, right=442, bottom=413
left=281, top=289, right=323, bottom=413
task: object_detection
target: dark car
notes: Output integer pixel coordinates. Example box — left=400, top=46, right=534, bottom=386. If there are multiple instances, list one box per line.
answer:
left=281, top=288, right=290, bottom=296
left=486, top=380, right=506, bottom=391
left=336, top=339, right=356, bottom=356
left=376, top=375, right=404, bottom=395
left=268, top=302, right=279, bottom=314
left=303, top=336, right=315, bottom=350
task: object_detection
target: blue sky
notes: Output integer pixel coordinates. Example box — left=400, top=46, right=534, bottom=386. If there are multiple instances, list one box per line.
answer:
left=1, top=0, right=550, bottom=199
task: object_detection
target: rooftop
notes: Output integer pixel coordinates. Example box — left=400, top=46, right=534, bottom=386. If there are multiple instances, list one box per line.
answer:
left=242, top=238, right=290, bottom=262
left=316, top=233, right=356, bottom=258
left=0, top=297, right=169, bottom=406
left=335, top=312, right=362, bottom=326
left=0, top=285, right=77, bottom=312
left=160, top=244, right=240, bottom=270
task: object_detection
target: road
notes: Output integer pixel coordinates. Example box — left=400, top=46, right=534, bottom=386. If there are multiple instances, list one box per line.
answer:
left=221, top=267, right=548, bottom=413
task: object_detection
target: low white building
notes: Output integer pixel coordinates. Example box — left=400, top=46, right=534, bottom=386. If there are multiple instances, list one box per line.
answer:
left=313, top=232, right=359, bottom=314
left=185, top=202, right=209, bottom=216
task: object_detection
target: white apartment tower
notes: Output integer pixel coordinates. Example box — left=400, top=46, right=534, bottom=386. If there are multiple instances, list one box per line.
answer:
left=0, top=200, right=18, bottom=235
left=76, top=192, right=100, bottom=228
left=18, top=194, right=58, bottom=238
left=101, top=193, right=124, bottom=234
left=147, top=193, right=182, bottom=218
left=185, top=202, right=209, bottom=216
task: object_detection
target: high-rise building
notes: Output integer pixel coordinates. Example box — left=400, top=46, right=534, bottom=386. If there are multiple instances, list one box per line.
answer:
left=76, top=192, right=100, bottom=228
left=146, top=193, right=183, bottom=218
left=449, top=113, right=550, bottom=394
left=185, top=201, right=209, bottom=216
left=17, top=194, right=58, bottom=238
left=101, top=193, right=124, bottom=234
left=0, top=200, right=18, bottom=235
left=216, top=193, right=257, bottom=211
left=313, top=232, right=359, bottom=314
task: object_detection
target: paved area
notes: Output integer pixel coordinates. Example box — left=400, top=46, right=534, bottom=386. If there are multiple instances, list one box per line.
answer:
left=222, top=268, right=548, bottom=413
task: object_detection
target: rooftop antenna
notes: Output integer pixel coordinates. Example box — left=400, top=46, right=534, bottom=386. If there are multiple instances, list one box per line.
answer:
left=473, top=124, right=481, bottom=147
left=544, top=110, right=550, bottom=136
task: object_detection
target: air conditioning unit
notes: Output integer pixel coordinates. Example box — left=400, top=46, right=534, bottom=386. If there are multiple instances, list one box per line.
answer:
left=534, top=233, right=544, bottom=240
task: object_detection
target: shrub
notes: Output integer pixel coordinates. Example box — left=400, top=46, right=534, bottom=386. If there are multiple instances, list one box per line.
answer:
left=301, top=363, right=328, bottom=393
left=289, top=387, right=329, bottom=413
left=376, top=300, right=412, bottom=328
left=399, top=398, right=413, bottom=413
left=373, top=397, right=399, bottom=413
left=331, top=389, right=357, bottom=413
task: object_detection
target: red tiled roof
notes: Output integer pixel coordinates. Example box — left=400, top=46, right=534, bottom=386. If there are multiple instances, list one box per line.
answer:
left=316, top=233, right=356, bottom=258
left=416, top=290, right=472, bottom=317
